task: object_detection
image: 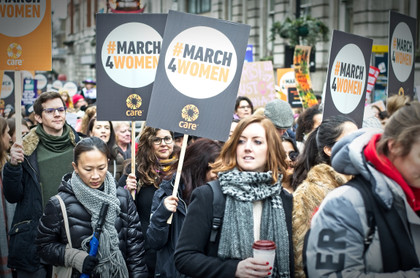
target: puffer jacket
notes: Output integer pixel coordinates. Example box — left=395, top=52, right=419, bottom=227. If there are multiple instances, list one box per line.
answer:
left=3, top=125, right=79, bottom=272
left=146, top=174, right=187, bottom=278
left=36, top=173, right=148, bottom=278
left=305, top=129, right=420, bottom=277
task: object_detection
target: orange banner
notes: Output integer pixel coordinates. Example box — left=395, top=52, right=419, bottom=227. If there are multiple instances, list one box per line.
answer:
left=293, top=45, right=317, bottom=108
left=0, top=0, right=51, bottom=70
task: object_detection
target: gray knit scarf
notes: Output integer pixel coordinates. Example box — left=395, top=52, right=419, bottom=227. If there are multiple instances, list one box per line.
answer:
left=218, top=168, right=290, bottom=278
left=71, top=171, right=129, bottom=278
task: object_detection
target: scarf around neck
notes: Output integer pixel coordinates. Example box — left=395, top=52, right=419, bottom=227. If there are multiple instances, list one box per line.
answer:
left=364, top=133, right=420, bottom=212
left=71, top=171, right=128, bottom=278
left=217, top=168, right=290, bottom=277
left=35, top=124, right=72, bottom=152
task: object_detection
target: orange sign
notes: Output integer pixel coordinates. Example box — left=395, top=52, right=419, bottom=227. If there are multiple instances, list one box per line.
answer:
left=0, top=0, right=51, bottom=70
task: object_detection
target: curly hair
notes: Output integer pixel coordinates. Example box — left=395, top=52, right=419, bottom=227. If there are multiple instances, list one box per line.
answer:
left=79, top=106, right=97, bottom=135
left=295, top=104, right=322, bottom=142
left=136, top=126, right=176, bottom=188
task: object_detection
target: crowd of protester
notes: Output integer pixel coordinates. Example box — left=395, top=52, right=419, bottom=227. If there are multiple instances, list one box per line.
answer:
left=1, top=88, right=419, bottom=278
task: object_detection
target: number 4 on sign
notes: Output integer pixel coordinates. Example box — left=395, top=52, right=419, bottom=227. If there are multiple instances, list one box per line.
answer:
left=168, top=58, right=177, bottom=72
left=106, top=56, right=114, bottom=69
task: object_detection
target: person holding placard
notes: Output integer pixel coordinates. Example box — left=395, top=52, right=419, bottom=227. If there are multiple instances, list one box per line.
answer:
left=147, top=138, right=222, bottom=277
left=305, top=102, right=420, bottom=276
left=3, top=91, right=81, bottom=277
left=174, top=115, right=293, bottom=278
left=119, top=127, right=178, bottom=277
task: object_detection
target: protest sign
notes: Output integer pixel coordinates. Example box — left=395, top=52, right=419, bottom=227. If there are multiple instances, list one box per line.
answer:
left=237, top=61, right=276, bottom=109
left=365, top=66, right=380, bottom=104
left=323, top=30, right=372, bottom=128
left=388, top=11, right=416, bottom=98
left=293, top=45, right=318, bottom=108
left=146, top=10, right=250, bottom=142
left=0, top=0, right=51, bottom=70
left=96, top=13, right=167, bottom=121
left=276, top=68, right=295, bottom=102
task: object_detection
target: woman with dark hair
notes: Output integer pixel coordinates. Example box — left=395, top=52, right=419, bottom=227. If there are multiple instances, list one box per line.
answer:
left=120, top=126, right=178, bottom=277
left=36, top=137, right=148, bottom=277
left=87, top=118, right=124, bottom=181
left=291, top=115, right=358, bottom=277
left=305, top=102, right=420, bottom=276
left=281, top=136, right=299, bottom=193
left=7, top=118, right=30, bottom=145
left=295, top=105, right=322, bottom=144
left=146, top=138, right=222, bottom=277
left=234, top=96, right=254, bottom=120
left=175, top=115, right=293, bottom=278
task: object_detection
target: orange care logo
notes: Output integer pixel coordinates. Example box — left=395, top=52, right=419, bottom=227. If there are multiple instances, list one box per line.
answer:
left=179, top=104, right=199, bottom=130
left=6, top=42, right=23, bottom=66
left=101, top=22, right=162, bottom=89
left=329, top=44, right=366, bottom=114
left=165, top=26, right=238, bottom=99
left=125, top=94, right=143, bottom=117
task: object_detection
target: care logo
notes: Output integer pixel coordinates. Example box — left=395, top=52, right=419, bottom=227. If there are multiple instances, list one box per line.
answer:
left=391, top=22, right=414, bottom=82
left=179, top=104, right=199, bottom=130
left=125, top=94, right=143, bottom=117
left=329, top=43, right=366, bottom=114
left=165, top=26, right=238, bottom=99
left=0, top=1, right=46, bottom=37
left=7, top=43, right=22, bottom=58
left=101, top=22, right=162, bottom=88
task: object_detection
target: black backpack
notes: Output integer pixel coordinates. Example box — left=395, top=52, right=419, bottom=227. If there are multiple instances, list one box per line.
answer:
left=303, top=175, right=419, bottom=275
left=207, top=180, right=226, bottom=243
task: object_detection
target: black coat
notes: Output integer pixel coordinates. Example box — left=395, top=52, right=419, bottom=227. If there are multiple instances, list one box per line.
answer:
left=174, top=183, right=294, bottom=278
left=36, top=173, right=148, bottom=278
left=3, top=126, right=80, bottom=272
left=146, top=175, right=187, bottom=278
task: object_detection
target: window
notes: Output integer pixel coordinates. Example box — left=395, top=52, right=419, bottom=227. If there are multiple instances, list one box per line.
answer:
left=188, top=0, right=211, bottom=14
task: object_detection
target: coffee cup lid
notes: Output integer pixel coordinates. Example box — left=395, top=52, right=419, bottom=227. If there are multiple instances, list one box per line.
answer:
left=252, top=240, right=276, bottom=250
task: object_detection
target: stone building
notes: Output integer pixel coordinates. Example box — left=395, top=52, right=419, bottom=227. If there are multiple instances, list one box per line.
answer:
left=54, top=0, right=419, bottom=96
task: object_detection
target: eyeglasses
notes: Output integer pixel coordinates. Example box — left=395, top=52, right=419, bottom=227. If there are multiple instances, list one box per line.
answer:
left=288, top=151, right=299, bottom=162
left=238, top=105, right=251, bottom=110
left=42, top=107, right=66, bottom=115
left=153, top=136, right=173, bottom=145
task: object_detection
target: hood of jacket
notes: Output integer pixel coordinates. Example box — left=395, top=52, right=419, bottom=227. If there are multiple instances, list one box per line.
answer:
left=57, top=172, right=75, bottom=195
left=22, top=124, right=79, bottom=156
left=331, top=128, right=397, bottom=209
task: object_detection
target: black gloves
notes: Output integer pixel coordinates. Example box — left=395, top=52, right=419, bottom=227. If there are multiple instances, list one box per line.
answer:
left=82, top=256, right=99, bottom=275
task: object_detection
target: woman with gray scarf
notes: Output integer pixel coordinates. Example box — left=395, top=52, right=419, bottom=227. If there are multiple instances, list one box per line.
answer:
left=36, top=137, right=148, bottom=277
left=175, top=115, right=294, bottom=278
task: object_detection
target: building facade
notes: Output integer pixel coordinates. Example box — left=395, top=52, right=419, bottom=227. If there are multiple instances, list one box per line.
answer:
left=54, top=0, right=419, bottom=97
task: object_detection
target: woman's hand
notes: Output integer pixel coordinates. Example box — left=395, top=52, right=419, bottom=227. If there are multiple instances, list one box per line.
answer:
left=9, top=143, right=24, bottom=166
left=235, top=258, right=272, bottom=278
left=125, top=173, right=137, bottom=193
left=164, top=195, right=179, bottom=212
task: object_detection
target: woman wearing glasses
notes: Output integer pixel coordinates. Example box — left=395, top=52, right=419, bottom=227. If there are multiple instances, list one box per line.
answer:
left=234, top=96, right=254, bottom=120
left=280, top=136, right=299, bottom=193
left=119, top=127, right=178, bottom=277
left=291, top=115, right=358, bottom=277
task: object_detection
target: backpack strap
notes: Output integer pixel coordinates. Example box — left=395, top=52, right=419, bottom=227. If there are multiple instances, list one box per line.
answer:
left=208, top=180, right=225, bottom=243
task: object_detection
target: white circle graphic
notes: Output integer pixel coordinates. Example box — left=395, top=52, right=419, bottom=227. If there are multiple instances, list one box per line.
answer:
left=1, top=74, right=14, bottom=99
left=34, top=74, right=47, bottom=89
left=0, top=2, right=46, bottom=37
left=63, top=82, right=78, bottom=97
left=391, top=22, right=414, bottom=82
left=102, top=22, right=162, bottom=88
left=165, top=26, right=237, bottom=99
left=330, top=44, right=366, bottom=114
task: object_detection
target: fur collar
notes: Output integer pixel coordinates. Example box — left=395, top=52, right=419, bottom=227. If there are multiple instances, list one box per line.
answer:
left=23, top=125, right=77, bottom=156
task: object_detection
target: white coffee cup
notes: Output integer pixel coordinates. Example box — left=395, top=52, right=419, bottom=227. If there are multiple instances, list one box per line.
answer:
left=252, top=240, right=276, bottom=277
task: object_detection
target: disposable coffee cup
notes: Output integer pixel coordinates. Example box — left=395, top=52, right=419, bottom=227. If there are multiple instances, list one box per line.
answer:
left=253, top=240, right=276, bottom=276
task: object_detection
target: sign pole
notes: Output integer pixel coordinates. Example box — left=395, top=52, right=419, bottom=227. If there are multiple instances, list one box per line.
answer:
left=14, top=71, right=22, bottom=145
left=130, top=121, right=136, bottom=200
left=167, top=134, right=189, bottom=224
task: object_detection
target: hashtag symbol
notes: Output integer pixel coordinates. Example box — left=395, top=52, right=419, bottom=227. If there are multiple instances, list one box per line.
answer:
left=173, top=42, right=183, bottom=56
left=393, top=38, right=396, bottom=49
left=107, top=41, right=116, bottom=54
left=334, top=61, right=340, bottom=76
